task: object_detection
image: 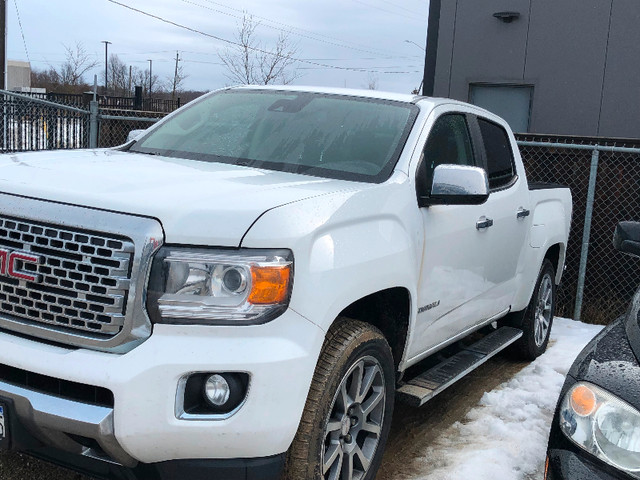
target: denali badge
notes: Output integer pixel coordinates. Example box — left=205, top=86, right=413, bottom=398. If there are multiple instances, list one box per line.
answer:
left=418, top=300, right=441, bottom=314
left=0, top=248, right=43, bottom=283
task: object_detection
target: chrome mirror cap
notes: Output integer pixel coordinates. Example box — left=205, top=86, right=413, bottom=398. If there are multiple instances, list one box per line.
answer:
left=424, top=164, right=490, bottom=206
left=126, top=129, right=147, bottom=144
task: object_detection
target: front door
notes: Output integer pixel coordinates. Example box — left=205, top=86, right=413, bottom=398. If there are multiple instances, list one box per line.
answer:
left=408, top=111, right=497, bottom=359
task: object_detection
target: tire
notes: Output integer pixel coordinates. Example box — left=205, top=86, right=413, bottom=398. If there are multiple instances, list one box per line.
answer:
left=283, top=318, right=395, bottom=480
left=513, top=259, right=556, bottom=360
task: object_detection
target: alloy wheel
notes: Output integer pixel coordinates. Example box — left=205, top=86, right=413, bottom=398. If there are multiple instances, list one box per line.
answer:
left=321, top=355, right=386, bottom=480
left=534, top=273, right=553, bottom=347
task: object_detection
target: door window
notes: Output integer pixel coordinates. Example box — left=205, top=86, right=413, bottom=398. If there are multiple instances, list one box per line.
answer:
left=421, top=114, right=476, bottom=193
left=477, top=118, right=516, bottom=190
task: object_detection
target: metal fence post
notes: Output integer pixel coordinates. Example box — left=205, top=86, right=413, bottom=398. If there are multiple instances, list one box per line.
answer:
left=574, top=148, right=600, bottom=320
left=89, top=100, right=99, bottom=149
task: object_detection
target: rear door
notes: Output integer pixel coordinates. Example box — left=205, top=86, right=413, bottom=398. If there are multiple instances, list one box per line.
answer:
left=472, top=115, right=531, bottom=314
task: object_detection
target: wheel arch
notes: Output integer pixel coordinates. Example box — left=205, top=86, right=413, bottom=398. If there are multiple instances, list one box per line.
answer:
left=544, top=242, right=565, bottom=285
left=505, top=243, right=564, bottom=327
left=336, top=287, right=411, bottom=372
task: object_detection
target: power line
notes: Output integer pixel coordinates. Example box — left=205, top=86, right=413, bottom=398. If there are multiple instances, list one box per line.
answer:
left=351, top=0, right=420, bottom=20
left=374, top=0, right=426, bottom=16
left=114, top=48, right=421, bottom=62
left=185, top=0, right=405, bottom=59
left=12, top=0, right=29, bottom=62
left=298, top=67, right=421, bottom=74
left=104, top=0, right=413, bottom=75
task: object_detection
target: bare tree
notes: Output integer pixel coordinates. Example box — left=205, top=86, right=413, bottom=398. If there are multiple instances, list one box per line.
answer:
left=31, top=67, right=63, bottom=91
left=366, top=73, right=379, bottom=90
left=58, top=42, right=99, bottom=87
left=132, top=67, right=161, bottom=96
left=31, top=42, right=98, bottom=93
left=219, top=14, right=300, bottom=85
left=107, top=54, right=129, bottom=95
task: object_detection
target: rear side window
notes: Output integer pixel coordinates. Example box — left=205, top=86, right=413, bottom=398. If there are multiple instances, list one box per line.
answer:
left=478, top=118, right=515, bottom=189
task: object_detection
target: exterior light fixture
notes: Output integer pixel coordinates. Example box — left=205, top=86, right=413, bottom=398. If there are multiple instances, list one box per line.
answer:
left=493, top=11, right=520, bottom=23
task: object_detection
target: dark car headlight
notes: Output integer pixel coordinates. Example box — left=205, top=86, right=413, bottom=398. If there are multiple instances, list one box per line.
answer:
left=559, top=382, right=640, bottom=476
left=147, top=247, right=293, bottom=325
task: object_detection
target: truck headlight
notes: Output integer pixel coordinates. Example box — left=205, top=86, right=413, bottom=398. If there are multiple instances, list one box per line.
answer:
left=147, top=247, right=293, bottom=325
left=560, top=382, right=640, bottom=475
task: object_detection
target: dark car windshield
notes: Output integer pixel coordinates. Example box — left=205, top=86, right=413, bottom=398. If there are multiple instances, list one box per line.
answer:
left=627, top=288, right=640, bottom=361
left=129, top=89, right=418, bottom=183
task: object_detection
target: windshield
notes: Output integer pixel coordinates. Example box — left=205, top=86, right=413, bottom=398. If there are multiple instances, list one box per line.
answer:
left=627, top=286, right=640, bottom=361
left=130, top=89, right=418, bottom=183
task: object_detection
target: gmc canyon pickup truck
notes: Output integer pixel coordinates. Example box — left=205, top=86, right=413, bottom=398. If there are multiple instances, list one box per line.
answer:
left=0, top=86, right=571, bottom=480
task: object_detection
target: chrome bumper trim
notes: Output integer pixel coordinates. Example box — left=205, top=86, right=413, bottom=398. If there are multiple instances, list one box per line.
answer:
left=0, top=379, right=136, bottom=467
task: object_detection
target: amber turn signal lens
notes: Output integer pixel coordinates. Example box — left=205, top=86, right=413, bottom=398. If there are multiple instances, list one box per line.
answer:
left=248, top=265, right=291, bottom=304
left=544, top=456, right=549, bottom=479
left=570, top=384, right=597, bottom=417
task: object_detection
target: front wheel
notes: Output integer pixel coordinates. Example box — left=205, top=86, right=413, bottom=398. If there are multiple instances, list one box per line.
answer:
left=513, top=259, right=556, bottom=360
left=284, top=318, right=395, bottom=480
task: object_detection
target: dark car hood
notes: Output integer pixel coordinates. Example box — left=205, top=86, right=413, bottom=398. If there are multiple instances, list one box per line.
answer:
left=569, top=318, right=640, bottom=411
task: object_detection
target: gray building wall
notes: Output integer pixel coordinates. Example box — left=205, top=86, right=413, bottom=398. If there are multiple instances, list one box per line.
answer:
left=8, top=60, right=31, bottom=91
left=426, top=0, right=640, bottom=137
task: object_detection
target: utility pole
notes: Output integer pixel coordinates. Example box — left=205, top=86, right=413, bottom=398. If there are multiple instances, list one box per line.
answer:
left=404, top=40, right=425, bottom=95
left=101, top=40, right=111, bottom=94
left=147, top=59, right=153, bottom=96
left=172, top=51, right=181, bottom=101
left=0, top=0, right=6, bottom=90
left=128, top=65, right=132, bottom=95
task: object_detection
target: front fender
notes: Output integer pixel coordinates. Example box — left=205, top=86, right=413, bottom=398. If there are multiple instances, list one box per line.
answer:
left=240, top=173, right=422, bottom=338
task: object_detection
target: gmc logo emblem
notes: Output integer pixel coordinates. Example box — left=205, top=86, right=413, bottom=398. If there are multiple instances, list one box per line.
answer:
left=0, top=248, right=43, bottom=283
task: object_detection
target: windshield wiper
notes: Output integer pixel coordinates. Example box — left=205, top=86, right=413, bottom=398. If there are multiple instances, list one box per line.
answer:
left=131, top=150, right=159, bottom=156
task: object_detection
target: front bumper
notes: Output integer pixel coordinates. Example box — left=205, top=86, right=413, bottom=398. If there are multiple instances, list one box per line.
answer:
left=546, top=448, right=626, bottom=480
left=546, top=318, right=640, bottom=480
left=0, top=308, right=323, bottom=472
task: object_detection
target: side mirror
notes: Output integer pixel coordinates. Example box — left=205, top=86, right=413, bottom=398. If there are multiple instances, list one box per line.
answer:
left=419, top=164, right=489, bottom=207
left=613, top=222, right=640, bottom=257
left=126, top=129, right=147, bottom=143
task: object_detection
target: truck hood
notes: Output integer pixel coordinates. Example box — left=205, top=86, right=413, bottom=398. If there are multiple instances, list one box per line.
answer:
left=0, top=149, right=356, bottom=246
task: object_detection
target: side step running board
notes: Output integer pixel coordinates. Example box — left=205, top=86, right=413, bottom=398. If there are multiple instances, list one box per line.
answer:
left=397, top=326, right=523, bottom=407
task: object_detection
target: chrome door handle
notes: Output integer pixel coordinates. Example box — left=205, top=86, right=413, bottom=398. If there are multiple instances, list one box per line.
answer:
left=516, top=208, right=530, bottom=219
left=476, top=217, right=494, bottom=230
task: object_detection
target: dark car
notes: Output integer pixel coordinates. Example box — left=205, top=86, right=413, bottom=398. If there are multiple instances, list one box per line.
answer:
left=546, top=221, right=640, bottom=479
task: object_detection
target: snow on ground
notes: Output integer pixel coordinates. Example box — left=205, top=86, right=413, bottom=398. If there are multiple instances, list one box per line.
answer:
left=413, top=318, right=604, bottom=480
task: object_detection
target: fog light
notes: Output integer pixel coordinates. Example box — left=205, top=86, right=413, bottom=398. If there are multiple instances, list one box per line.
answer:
left=204, top=374, right=231, bottom=406
left=180, top=372, right=249, bottom=417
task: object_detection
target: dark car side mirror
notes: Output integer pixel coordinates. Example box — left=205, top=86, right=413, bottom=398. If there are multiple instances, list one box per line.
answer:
left=613, top=221, right=640, bottom=257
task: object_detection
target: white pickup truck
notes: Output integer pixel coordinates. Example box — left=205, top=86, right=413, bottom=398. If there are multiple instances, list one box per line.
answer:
left=0, top=86, right=571, bottom=480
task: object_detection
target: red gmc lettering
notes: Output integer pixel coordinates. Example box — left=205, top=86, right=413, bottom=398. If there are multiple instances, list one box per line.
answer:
left=0, top=249, right=6, bottom=275
left=0, top=248, right=42, bottom=283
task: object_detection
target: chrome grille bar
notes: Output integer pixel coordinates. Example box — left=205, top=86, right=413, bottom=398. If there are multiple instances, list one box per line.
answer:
left=0, top=215, right=133, bottom=337
left=0, top=193, right=164, bottom=353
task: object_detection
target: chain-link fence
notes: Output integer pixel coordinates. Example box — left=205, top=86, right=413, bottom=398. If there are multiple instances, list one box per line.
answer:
left=0, top=90, right=169, bottom=153
left=0, top=92, right=90, bottom=152
left=0, top=91, right=636, bottom=324
left=97, top=108, right=165, bottom=147
left=517, top=136, right=640, bottom=324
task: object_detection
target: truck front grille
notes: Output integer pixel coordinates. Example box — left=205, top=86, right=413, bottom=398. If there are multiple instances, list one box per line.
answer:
left=0, top=215, right=134, bottom=339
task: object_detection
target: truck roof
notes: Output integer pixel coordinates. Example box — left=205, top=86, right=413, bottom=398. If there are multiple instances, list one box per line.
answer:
left=229, top=84, right=458, bottom=105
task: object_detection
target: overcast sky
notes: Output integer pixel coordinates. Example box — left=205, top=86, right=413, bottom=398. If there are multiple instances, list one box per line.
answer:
left=7, top=0, right=429, bottom=94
